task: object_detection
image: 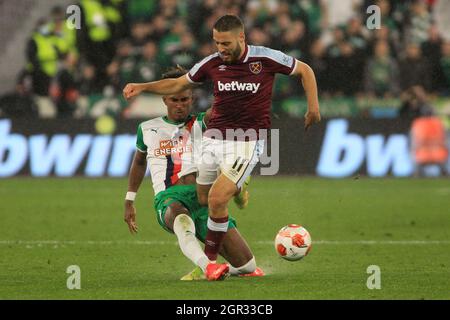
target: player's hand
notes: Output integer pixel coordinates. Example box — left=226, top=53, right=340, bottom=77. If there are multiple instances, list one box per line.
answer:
left=304, top=110, right=321, bottom=132
left=124, top=201, right=138, bottom=234
left=123, top=83, right=143, bottom=100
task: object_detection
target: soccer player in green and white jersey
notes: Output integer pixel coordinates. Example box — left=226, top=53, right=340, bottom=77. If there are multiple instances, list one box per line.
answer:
left=123, top=66, right=262, bottom=280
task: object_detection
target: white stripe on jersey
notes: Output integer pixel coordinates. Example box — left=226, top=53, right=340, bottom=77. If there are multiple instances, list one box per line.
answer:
left=290, top=59, right=299, bottom=76
left=188, top=52, right=220, bottom=82
left=247, top=45, right=295, bottom=69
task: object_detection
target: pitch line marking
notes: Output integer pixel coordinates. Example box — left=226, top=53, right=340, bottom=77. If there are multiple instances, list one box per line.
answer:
left=0, top=240, right=449, bottom=246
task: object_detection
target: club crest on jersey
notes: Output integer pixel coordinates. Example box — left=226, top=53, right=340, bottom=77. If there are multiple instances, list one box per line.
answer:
left=249, top=61, right=262, bottom=74
left=218, top=65, right=227, bottom=71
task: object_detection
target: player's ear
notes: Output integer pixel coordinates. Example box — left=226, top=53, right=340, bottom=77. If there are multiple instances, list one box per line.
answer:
left=239, top=30, right=245, bottom=43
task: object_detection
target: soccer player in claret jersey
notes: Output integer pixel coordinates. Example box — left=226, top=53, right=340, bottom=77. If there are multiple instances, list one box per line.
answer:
left=123, top=15, right=321, bottom=281
left=124, top=66, right=264, bottom=280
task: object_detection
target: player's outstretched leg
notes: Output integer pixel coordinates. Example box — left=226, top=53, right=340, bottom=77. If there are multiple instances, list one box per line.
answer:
left=180, top=266, right=205, bottom=281
left=165, top=203, right=211, bottom=275
left=173, top=214, right=210, bottom=271
left=181, top=227, right=264, bottom=280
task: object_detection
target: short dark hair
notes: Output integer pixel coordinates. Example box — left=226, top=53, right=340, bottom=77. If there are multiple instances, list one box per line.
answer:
left=162, top=65, right=187, bottom=79
left=213, top=15, right=244, bottom=32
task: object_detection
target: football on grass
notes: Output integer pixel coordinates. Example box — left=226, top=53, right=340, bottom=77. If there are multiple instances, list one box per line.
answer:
left=275, top=224, right=312, bottom=261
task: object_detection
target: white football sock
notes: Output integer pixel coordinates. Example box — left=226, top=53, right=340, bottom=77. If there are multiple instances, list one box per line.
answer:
left=228, top=256, right=256, bottom=275
left=173, top=214, right=209, bottom=272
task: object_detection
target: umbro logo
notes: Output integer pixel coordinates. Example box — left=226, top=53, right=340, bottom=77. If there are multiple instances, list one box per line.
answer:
left=218, top=65, right=227, bottom=71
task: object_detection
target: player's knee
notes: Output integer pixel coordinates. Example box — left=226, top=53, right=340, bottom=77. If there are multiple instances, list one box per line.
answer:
left=173, top=214, right=195, bottom=234
left=165, top=203, right=189, bottom=230
left=208, top=193, right=229, bottom=212
left=236, top=257, right=256, bottom=274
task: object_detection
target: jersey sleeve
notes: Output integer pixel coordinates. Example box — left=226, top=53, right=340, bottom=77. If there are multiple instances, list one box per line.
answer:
left=187, top=62, right=207, bottom=84
left=264, top=48, right=298, bottom=76
left=186, top=54, right=216, bottom=84
left=136, top=124, right=147, bottom=153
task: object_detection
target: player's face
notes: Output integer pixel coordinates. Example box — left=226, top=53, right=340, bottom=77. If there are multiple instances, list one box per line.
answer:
left=213, top=29, right=245, bottom=64
left=163, top=90, right=193, bottom=122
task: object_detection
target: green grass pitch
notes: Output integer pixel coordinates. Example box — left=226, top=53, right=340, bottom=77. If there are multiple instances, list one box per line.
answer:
left=0, top=177, right=449, bottom=299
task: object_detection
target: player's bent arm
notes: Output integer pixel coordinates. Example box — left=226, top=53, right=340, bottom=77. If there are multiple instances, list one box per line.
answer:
left=124, top=151, right=147, bottom=234
left=292, top=60, right=320, bottom=113
left=127, top=150, right=147, bottom=195
left=292, top=60, right=321, bottom=130
left=123, top=75, right=194, bottom=99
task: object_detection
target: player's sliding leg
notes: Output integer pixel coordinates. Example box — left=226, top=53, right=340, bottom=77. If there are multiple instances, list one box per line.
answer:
left=180, top=266, right=205, bottom=281
left=181, top=227, right=264, bottom=280
left=183, top=264, right=264, bottom=280
left=164, top=203, right=210, bottom=273
left=173, top=214, right=210, bottom=271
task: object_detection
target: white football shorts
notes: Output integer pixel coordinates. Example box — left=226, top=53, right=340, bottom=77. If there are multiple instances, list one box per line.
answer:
left=196, top=137, right=265, bottom=188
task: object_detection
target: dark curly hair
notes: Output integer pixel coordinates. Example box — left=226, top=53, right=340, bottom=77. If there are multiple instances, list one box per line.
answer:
left=162, top=65, right=188, bottom=79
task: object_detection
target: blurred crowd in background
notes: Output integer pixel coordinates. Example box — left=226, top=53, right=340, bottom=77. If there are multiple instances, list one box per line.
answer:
left=1, top=0, right=450, bottom=119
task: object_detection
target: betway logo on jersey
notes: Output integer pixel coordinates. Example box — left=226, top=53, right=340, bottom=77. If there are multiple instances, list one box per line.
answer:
left=217, top=81, right=260, bottom=94
left=154, top=139, right=192, bottom=157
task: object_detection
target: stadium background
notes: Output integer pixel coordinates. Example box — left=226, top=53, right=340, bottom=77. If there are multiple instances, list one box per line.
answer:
left=1, top=0, right=450, bottom=177
left=1, top=0, right=450, bottom=300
